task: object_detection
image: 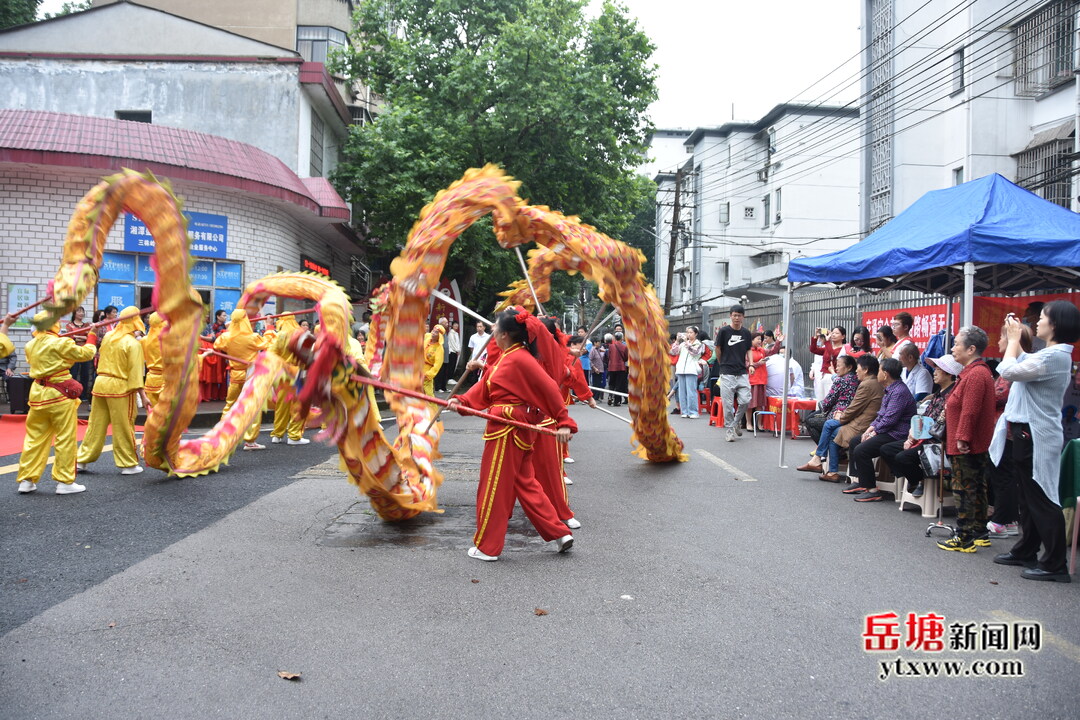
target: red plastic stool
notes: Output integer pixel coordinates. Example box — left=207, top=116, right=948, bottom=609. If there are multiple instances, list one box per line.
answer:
left=708, top=397, right=725, bottom=427
left=697, top=390, right=710, bottom=415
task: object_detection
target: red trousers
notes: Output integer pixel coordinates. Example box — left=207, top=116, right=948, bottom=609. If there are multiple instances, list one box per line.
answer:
left=533, top=427, right=574, bottom=521
left=474, top=408, right=569, bottom=556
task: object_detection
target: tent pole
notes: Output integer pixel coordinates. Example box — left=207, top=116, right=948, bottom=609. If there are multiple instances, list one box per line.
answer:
left=778, top=285, right=793, bottom=468
left=962, top=262, right=974, bottom=326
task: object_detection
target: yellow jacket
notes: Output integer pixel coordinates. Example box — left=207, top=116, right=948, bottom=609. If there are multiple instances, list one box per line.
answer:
left=270, top=315, right=300, bottom=374
left=26, top=327, right=96, bottom=406
left=215, top=309, right=269, bottom=384
left=141, top=312, right=164, bottom=374
left=0, top=331, right=12, bottom=359
left=423, top=326, right=444, bottom=381
left=95, top=306, right=146, bottom=396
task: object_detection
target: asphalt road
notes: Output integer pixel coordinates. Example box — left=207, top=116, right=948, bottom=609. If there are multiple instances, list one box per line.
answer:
left=0, top=410, right=1076, bottom=719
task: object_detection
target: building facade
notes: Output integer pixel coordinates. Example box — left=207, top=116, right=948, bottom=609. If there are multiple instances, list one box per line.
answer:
left=862, top=0, right=1078, bottom=232
left=652, top=104, right=861, bottom=326
left=0, top=1, right=369, bottom=359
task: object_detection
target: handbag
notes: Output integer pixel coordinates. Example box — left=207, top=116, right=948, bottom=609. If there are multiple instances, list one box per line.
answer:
left=928, top=419, right=946, bottom=442
left=917, top=442, right=950, bottom=477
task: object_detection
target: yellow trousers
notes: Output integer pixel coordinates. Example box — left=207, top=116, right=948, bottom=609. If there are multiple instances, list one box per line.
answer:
left=144, top=370, right=164, bottom=407
left=17, top=396, right=81, bottom=486
left=222, top=381, right=261, bottom=443
left=271, top=396, right=305, bottom=441
left=77, top=392, right=140, bottom=468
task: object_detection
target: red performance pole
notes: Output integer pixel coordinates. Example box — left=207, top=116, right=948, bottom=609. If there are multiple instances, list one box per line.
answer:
left=349, top=373, right=561, bottom=437
left=5, top=295, right=51, bottom=319
left=250, top=308, right=317, bottom=323
left=58, top=307, right=155, bottom=337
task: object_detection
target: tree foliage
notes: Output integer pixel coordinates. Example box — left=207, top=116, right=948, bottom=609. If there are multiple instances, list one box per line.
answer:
left=0, top=0, right=41, bottom=30
left=42, top=0, right=92, bottom=19
left=331, top=0, right=657, bottom=312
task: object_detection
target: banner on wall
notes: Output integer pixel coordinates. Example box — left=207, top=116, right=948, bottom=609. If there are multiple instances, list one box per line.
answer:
left=862, top=304, right=960, bottom=350
left=862, top=292, right=1080, bottom=360
left=214, top=289, right=242, bottom=315
left=428, top=279, right=463, bottom=334
left=98, top=282, right=135, bottom=310
left=124, top=211, right=228, bottom=258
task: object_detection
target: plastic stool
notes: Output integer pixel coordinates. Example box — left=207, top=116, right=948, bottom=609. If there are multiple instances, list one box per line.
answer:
left=697, top=390, right=710, bottom=415
left=708, top=397, right=725, bottom=427
left=752, top=411, right=777, bottom=437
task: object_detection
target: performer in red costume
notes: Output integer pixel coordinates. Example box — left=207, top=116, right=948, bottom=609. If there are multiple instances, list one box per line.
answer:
left=448, top=309, right=576, bottom=562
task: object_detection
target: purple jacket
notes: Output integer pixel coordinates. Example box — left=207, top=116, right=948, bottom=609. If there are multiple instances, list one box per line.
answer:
left=871, top=380, right=917, bottom=440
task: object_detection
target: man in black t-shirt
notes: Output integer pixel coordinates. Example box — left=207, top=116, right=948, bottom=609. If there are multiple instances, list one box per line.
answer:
left=714, top=305, right=753, bottom=441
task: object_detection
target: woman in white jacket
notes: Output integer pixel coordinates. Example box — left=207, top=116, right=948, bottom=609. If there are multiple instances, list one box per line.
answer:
left=671, top=326, right=704, bottom=419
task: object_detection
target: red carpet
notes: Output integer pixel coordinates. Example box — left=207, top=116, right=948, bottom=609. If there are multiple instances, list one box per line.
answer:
left=0, top=415, right=143, bottom=457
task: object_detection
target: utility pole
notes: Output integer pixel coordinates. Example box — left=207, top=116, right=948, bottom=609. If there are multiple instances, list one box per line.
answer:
left=663, top=167, right=684, bottom=315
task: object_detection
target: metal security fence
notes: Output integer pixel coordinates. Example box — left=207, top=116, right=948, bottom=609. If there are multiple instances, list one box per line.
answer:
left=705, top=288, right=950, bottom=372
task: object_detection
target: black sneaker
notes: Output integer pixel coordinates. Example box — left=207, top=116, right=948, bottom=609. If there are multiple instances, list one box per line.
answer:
left=973, top=533, right=991, bottom=547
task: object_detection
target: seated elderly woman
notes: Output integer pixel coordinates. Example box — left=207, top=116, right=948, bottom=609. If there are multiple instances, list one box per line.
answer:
left=797, top=354, right=860, bottom=474
left=816, top=355, right=884, bottom=482
left=878, top=355, right=962, bottom=498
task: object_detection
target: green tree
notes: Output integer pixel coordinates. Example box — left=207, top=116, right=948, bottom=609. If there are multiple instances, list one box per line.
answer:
left=0, top=0, right=41, bottom=29
left=331, top=0, right=657, bottom=312
left=42, top=0, right=92, bottom=19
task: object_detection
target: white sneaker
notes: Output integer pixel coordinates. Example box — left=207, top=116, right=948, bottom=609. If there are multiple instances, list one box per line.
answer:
left=270, top=436, right=282, bottom=444
left=555, top=534, right=574, bottom=553
left=120, top=465, right=144, bottom=475
left=681, top=413, right=688, bottom=418
left=18, top=481, right=37, bottom=494
left=565, top=517, right=581, bottom=529
left=726, top=432, right=735, bottom=442
left=76, top=462, right=86, bottom=473
left=564, top=457, right=575, bottom=464
left=243, top=442, right=266, bottom=451
left=467, top=546, right=499, bottom=562
left=56, top=482, right=86, bottom=495
left=688, top=414, right=699, bottom=419
left=287, top=438, right=310, bottom=445
left=563, top=476, right=573, bottom=485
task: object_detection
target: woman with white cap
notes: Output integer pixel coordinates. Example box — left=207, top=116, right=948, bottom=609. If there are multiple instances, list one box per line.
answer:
left=878, top=354, right=961, bottom=498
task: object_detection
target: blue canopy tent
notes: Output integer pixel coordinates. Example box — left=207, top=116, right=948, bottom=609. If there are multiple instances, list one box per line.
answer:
left=772, top=174, right=1080, bottom=465
left=787, top=173, right=1080, bottom=295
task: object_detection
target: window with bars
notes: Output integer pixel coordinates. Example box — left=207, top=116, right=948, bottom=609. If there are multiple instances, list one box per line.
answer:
left=1014, top=0, right=1077, bottom=97
left=1016, top=138, right=1074, bottom=208
left=310, top=111, right=325, bottom=178
left=297, top=26, right=347, bottom=64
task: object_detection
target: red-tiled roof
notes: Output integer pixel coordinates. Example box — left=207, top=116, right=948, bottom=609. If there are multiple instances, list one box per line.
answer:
left=301, top=177, right=350, bottom=220
left=0, top=109, right=350, bottom=220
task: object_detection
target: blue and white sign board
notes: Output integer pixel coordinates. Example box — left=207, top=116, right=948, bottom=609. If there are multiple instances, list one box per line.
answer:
left=98, top=282, right=135, bottom=310
left=124, top=211, right=228, bottom=259
left=190, top=260, right=214, bottom=287
left=137, top=254, right=156, bottom=284
left=100, top=252, right=136, bottom=282
left=215, top=289, right=242, bottom=315
left=214, top=262, right=243, bottom=288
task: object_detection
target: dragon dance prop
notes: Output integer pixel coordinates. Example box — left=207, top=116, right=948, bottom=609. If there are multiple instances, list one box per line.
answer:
left=35, top=164, right=682, bottom=523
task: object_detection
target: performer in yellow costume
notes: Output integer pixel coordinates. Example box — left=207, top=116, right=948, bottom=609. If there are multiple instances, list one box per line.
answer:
left=423, top=323, right=445, bottom=397
left=16, top=315, right=98, bottom=494
left=77, top=307, right=147, bottom=475
left=347, top=328, right=381, bottom=424
left=269, top=314, right=308, bottom=445
left=141, top=312, right=165, bottom=407
left=215, top=308, right=269, bottom=450
left=1, top=315, right=15, bottom=358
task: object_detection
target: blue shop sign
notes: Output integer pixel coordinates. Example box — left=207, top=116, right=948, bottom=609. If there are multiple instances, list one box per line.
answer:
left=214, top=262, right=243, bottom=288
left=124, top=211, right=228, bottom=259
left=215, top=289, right=241, bottom=315
left=98, top=282, right=135, bottom=310
left=100, top=252, right=136, bottom=282
left=137, top=254, right=156, bottom=284
left=190, top=260, right=214, bottom=287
